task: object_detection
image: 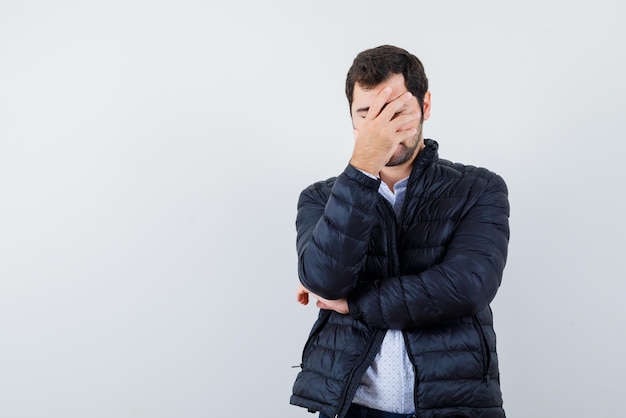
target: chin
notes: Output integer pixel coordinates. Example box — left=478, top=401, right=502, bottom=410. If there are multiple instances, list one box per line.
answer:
left=386, top=153, right=411, bottom=167
left=386, top=142, right=419, bottom=167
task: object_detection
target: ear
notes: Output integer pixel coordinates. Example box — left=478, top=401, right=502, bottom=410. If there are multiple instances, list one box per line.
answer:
left=421, top=91, right=432, bottom=121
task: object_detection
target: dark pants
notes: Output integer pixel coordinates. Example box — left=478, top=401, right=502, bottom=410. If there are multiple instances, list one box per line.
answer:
left=319, top=403, right=416, bottom=418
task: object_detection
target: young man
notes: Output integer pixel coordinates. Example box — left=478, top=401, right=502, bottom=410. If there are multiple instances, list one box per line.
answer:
left=290, top=45, right=510, bottom=418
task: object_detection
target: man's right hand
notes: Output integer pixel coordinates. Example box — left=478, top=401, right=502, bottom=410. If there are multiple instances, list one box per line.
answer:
left=349, top=87, right=420, bottom=176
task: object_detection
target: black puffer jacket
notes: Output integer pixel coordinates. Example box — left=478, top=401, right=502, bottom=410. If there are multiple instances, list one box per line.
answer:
left=290, top=139, right=510, bottom=418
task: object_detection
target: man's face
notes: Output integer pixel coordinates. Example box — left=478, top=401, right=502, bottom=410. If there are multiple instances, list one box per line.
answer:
left=351, top=73, right=430, bottom=167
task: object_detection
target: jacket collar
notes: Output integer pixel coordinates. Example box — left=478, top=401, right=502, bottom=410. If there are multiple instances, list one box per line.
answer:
left=409, top=138, right=439, bottom=180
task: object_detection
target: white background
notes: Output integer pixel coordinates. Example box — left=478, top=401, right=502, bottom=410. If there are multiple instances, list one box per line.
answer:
left=1, top=1, right=625, bottom=417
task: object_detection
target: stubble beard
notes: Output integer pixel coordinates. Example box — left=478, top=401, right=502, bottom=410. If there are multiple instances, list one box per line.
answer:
left=385, top=122, right=423, bottom=167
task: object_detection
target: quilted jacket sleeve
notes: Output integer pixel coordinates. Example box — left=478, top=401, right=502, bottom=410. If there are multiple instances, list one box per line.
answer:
left=296, top=164, right=381, bottom=300
left=347, top=173, right=510, bottom=329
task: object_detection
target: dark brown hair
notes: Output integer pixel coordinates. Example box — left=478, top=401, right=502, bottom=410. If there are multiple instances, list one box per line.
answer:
left=345, top=45, right=429, bottom=113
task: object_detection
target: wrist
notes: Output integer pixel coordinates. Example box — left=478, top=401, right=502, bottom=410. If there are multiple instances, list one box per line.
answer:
left=349, top=158, right=380, bottom=177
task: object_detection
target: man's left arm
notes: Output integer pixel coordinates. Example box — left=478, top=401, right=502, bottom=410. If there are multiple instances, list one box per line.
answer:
left=346, top=173, right=510, bottom=329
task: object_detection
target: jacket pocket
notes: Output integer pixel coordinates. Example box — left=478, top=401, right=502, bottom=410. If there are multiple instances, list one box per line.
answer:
left=470, top=314, right=491, bottom=386
left=300, top=310, right=332, bottom=366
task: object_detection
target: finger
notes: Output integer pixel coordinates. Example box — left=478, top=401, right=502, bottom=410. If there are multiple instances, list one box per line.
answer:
left=402, top=128, right=419, bottom=138
left=392, top=111, right=421, bottom=132
left=379, top=92, right=415, bottom=122
left=297, top=293, right=309, bottom=305
left=386, top=126, right=418, bottom=149
left=390, top=99, right=419, bottom=121
left=365, top=86, right=393, bottom=120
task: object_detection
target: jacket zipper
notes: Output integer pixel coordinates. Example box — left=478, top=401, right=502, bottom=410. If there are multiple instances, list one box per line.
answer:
left=471, top=314, right=491, bottom=386
left=384, top=198, right=400, bottom=271
left=387, top=194, right=425, bottom=416
left=389, top=186, right=422, bottom=417
left=403, top=332, right=421, bottom=418
left=334, top=198, right=399, bottom=418
left=335, top=329, right=387, bottom=418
